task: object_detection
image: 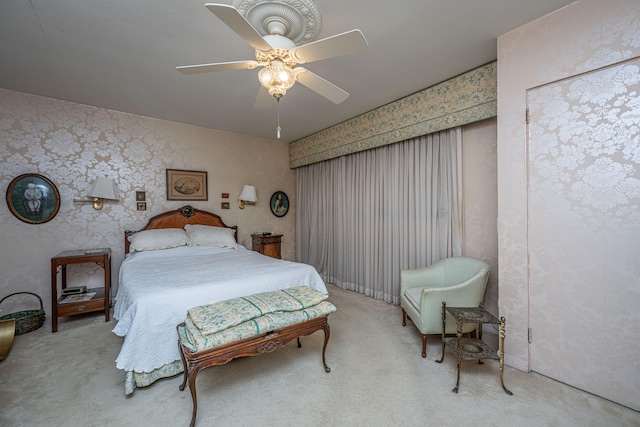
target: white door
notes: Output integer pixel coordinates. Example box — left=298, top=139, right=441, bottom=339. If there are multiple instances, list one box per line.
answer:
left=527, top=57, right=640, bottom=410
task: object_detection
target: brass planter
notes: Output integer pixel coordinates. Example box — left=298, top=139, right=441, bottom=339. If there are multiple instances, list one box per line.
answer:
left=0, top=319, right=16, bottom=361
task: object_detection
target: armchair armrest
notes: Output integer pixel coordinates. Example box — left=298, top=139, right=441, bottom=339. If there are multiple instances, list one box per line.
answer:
left=417, top=274, right=488, bottom=333
left=419, top=282, right=483, bottom=310
left=400, top=266, right=447, bottom=293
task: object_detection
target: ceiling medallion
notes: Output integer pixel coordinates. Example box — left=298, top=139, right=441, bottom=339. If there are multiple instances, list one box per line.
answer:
left=231, top=0, right=321, bottom=45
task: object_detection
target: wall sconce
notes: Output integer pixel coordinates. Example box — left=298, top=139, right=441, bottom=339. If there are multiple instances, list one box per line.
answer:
left=238, top=185, right=257, bottom=209
left=73, top=176, right=120, bottom=210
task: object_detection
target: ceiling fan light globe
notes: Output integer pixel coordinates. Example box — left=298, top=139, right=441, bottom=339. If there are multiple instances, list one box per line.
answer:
left=258, top=62, right=296, bottom=99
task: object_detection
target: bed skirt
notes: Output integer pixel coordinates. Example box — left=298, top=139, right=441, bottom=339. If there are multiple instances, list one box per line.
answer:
left=124, top=361, right=183, bottom=395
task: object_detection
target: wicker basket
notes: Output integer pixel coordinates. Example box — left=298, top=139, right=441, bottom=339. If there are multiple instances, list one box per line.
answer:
left=0, top=292, right=46, bottom=335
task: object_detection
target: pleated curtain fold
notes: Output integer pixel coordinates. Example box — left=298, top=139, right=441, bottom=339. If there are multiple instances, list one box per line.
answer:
left=296, top=127, right=463, bottom=304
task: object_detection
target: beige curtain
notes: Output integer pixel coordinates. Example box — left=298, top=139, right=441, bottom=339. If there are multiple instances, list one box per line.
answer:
left=296, top=128, right=462, bottom=304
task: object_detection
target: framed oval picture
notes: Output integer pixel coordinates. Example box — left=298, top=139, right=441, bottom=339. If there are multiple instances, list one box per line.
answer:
left=270, top=191, right=289, bottom=217
left=6, top=174, right=61, bottom=224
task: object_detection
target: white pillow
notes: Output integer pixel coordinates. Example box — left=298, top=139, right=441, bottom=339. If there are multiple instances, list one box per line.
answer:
left=184, top=224, right=237, bottom=249
left=128, top=228, right=190, bottom=252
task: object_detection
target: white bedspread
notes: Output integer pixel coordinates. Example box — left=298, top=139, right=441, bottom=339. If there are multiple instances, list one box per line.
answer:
left=112, top=245, right=327, bottom=373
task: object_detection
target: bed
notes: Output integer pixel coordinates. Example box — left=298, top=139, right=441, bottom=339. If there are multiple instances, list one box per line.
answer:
left=112, top=206, right=328, bottom=394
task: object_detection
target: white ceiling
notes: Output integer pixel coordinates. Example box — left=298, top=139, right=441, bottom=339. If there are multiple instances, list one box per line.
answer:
left=0, top=0, right=575, bottom=143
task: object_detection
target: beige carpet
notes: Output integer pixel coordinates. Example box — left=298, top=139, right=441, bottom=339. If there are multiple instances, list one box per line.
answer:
left=1, top=284, right=638, bottom=427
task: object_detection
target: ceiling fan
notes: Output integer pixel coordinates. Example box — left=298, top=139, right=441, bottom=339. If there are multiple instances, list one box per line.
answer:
left=177, top=1, right=368, bottom=108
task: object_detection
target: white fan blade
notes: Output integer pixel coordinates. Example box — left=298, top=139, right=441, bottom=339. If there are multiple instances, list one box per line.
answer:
left=254, top=86, right=274, bottom=109
left=176, top=60, right=259, bottom=75
left=205, top=3, right=272, bottom=51
left=294, top=68, right=349, bottom=104
left=291, top=29, right=368, bottom=64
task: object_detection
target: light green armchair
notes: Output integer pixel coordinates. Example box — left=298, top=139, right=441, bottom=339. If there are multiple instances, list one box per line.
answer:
left=401, top=256, right=490, bottom=358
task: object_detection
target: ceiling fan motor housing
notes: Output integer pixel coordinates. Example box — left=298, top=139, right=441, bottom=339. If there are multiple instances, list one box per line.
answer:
left=255, top=40, right=297, bottom=67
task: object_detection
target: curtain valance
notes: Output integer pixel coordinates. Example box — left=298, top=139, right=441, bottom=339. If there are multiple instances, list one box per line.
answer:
left=289, top=61, right=496, bottom=168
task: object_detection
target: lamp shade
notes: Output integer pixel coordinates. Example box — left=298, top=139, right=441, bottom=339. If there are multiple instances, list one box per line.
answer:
left=239, top=185, right=257, bottom=203
left=88, top=176, right=119, bottom=200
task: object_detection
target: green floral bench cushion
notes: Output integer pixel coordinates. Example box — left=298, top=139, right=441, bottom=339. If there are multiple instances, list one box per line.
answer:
left=179, top=300, right=336, bottom=353
left=187, top=286, right=329, bottom=336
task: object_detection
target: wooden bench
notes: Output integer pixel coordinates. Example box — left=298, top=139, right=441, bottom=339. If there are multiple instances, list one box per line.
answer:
left=177, top=304, right=333, bottom=427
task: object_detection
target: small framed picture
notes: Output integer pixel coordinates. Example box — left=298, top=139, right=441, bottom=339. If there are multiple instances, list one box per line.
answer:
left=6, top=173, right=61, bottom=224
left=221, top=202, right=230, bottom=209
left=270, top=191, right=289, bottom=217
left=166, top=169, right=208, bottom=201
left=136, top=191, right=146, bottom=201
left=136, top=202, right=147, bottom=211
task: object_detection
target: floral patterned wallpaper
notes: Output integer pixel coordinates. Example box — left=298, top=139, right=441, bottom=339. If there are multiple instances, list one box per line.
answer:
left=528, top=56, right=640, bottom=410
left=529, top=62, right=640, bottom=230
left=497, top=0, right=640, bottom=410
left=289, top=62, right=497, bottom=168
left=0, top=89, right=295, bottom=317
left=462, top=118, right=498, bottom=316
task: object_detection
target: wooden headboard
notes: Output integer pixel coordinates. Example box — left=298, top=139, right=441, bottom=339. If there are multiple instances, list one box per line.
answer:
left=124, top=205, right=238, bottom=254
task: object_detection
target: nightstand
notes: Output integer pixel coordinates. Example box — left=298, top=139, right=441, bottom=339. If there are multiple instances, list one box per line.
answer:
left=251, top=234, right=282, bottom=259
left=50, top=248, right=111, bottom=333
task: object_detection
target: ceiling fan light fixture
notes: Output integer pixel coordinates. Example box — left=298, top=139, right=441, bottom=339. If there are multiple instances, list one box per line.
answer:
left=178, top=2, right=368, bottom=139
left=258, top=60, right=296, bottom=99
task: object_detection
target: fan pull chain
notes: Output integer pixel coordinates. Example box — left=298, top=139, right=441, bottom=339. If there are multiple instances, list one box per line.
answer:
left=276, top=98, right=281, bottom=139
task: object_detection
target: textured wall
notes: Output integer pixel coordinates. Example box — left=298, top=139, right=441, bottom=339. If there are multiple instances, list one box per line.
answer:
left=462, top=118, right=498, bottom=316
left=0, top=89, right=295, bottom=317
left=289, top=62, right=497, bottom=168
left=497, top=0, right=640, bottom=409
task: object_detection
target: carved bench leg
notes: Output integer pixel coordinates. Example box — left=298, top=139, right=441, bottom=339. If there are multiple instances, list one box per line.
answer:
left=322, top=321, right=331, bottom=373
left=178, top=331, right=200, bottom=427
left=187, top=366, right=200, bottom=427
left=179, top=341, right=189, bottom=391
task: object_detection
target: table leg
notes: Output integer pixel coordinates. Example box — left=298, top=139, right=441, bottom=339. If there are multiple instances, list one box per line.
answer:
left=104, top=256, right=111, bottom=322
left=453, top=358, right=461, bottom=393
left=499, top=316, right=513, bottom=395
left=452, top=315, right=463, bottom=393
left=50, top=261, right=58, bottom=333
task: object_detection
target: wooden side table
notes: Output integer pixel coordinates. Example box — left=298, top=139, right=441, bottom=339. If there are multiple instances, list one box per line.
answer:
left=436, top=302, right=512, bottom=395
left=251, top=233, right=282, bottom=259
left=50, top=248, right=111, bottom=333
